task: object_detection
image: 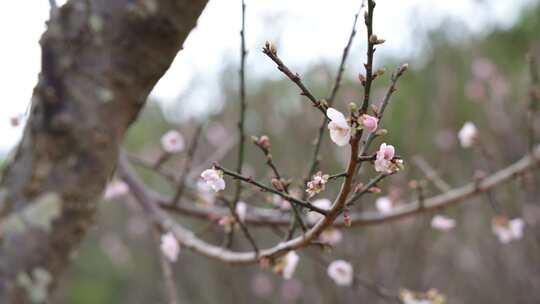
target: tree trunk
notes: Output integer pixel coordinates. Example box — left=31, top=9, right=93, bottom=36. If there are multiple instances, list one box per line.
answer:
left=0, top=0, right=208, bottom=302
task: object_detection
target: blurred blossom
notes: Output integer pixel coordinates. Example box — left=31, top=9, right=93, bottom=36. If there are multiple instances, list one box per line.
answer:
left=327, top=260, right=354, bottom=286
left=280, top=278, right=303, bottom=303
left=99, top=233, right=132, bottom=267
left=492, top=216, right=525, bottom=244
left=472, top=57, right=496, bottom=81
left=458, top=122, right=478, bottom=148
left=103, top=180, right=129, bottom=200
left=465, top=80, right=486, bottom=102
left=160, top=130, right=185, bottom=153
left=251, top=273, right=274, bottom=298
left=271, top=194, right=291, bottom=210
left=307, top=198, right=332, bottom=224
left=200, top=168, right=226, bottom=192
left=197, top=180, right=215, bottom=204
left=400, top=288, right=445, bottom=304
left=489, top=75, right=510, bottom=99
left=160, top=232, right=180, bottom=262
left=431, top=215, right=456, bottom=231
left=327, top=107, right=351, bottom=146
left=434, top=129, right=456, bottom=151
left=375, top=196, right=394, bottom=214
left=126, top=216, right=149, bottom=238
left=205, top=122, right=229, bottom=146
left=235, top=201, right=247, bottom=222
left=273, top=251, right=300, bottom=280
left=320, top=228, right=343, bottom=246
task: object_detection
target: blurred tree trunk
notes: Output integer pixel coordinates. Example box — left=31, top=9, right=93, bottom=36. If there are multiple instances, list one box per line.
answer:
left=0, top=0, right=208, bottom=302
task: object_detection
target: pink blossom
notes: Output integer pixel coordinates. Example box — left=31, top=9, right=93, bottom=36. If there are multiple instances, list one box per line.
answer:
left=160, top=232, right=180, bottom=262
left=431, top=215, right=456, bottom=231
left=327, top=107, right=351, bottom=146
left=161, top=130, right=185, bottom=153
left=374, top=143, right=402, bottom=174
left=201, top=168, right=226, bottom=192
left=359, top=114, right=378, bottom=133
left=327, top=260, right=353, bottom=286
left=472, top=58, right=496, bottom=81
left=103, top=180, right=129, bottom=200
left=306, top=171, right=329, bottom=198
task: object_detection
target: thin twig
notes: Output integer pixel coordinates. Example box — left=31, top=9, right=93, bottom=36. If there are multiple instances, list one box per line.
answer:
left=253, top=137, right=307, bottom=235
left=215, top=164, right=329, bottom=215
left=304, top=2, right=365, bottom=184
left=360, top=0, right=377, bottom=113
left=412, top=156, right=451, bottom=192
left=262, top=43, right=326, bottom=115
left=153, top=230, right=180, bottom=304
left=171, top=125, right=203, bottom=205
left=222, top=197, right=260, bottom=256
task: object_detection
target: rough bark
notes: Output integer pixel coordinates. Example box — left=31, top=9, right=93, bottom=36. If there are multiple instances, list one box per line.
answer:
left=0, top=0, right=208, bottom=302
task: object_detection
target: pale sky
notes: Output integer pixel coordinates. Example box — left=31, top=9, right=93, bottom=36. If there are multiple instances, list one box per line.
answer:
left=0, top=0, right=535, bottom=154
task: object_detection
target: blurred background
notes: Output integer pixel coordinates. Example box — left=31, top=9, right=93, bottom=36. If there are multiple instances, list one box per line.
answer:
left=3, top=0, right=540, bottom=303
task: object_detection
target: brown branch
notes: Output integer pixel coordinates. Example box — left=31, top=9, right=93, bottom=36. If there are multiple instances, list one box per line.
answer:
left=262, top=43, right=326, bottom=115
left=0, top=0, right=209, bottom=301
left=156, top=148, right=540, bottom=228
left=215, top=164, right=328, bottom=215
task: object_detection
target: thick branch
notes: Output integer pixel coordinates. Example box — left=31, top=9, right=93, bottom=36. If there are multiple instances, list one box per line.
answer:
left=0, top=0, right=208, bottom=301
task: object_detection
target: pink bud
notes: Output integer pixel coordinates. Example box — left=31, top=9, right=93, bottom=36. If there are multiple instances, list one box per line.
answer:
left=360, top=114, right=378, bottom=133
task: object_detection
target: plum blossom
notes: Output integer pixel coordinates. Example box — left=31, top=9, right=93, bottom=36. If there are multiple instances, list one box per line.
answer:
left=431, top=215, right=456, bottom=231
left=359, top=114, right=378, bottom=133
left=327, top=260, right=353, bottom=286
left=320, top=228, right=343, bottom=246
left=235, top=201, right=247, bottom=223
left=201, top=168, right=226, bottom=192
left=458, top=122, right=478, bottom=148
left=327, top=107, right=351, bottom=146
left=307, top=198, right=332, bottom=224
left=492, top=216, right=524, bottom=244
left=274, top=251, right=300, bottom=280
left=160, top=130, right=185, bottom=153
left=104, top=180, right=129, bottom=200
left=306, top=171, right=329, bottom=198
left=400, top=288, right=445, bottom=304
left=375, top=196, right=394, bottom=214
left=374, top=143, right=403, bottom=174
left=160, top=232, right=180, bottom=262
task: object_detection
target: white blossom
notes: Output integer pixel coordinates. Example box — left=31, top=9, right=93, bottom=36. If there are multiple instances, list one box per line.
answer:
left=375, top=196, right=393, bottom=214
left=282, top=251, right=300, bottom=280
left=201, top=168, right=226, bottom=192
left=103, top=180, right=129, bottom=200
left=327, top=108, right=351, bottom=146
left=458, top=122, right=478, bottom=148
left=320, top=228, right=343, bottom=246
left=160, top=232, right=180, bottom=262
left=161, top=130, right=185, bottom=153
left=431, top=215, right=456, bottom=231
left=235, top=201, right=247, bottom=223
left=307, top=198, right=332, bottom=224
left=327, top=260, right=354, bottom=286
left=492, top=217, right=524, bottom=244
